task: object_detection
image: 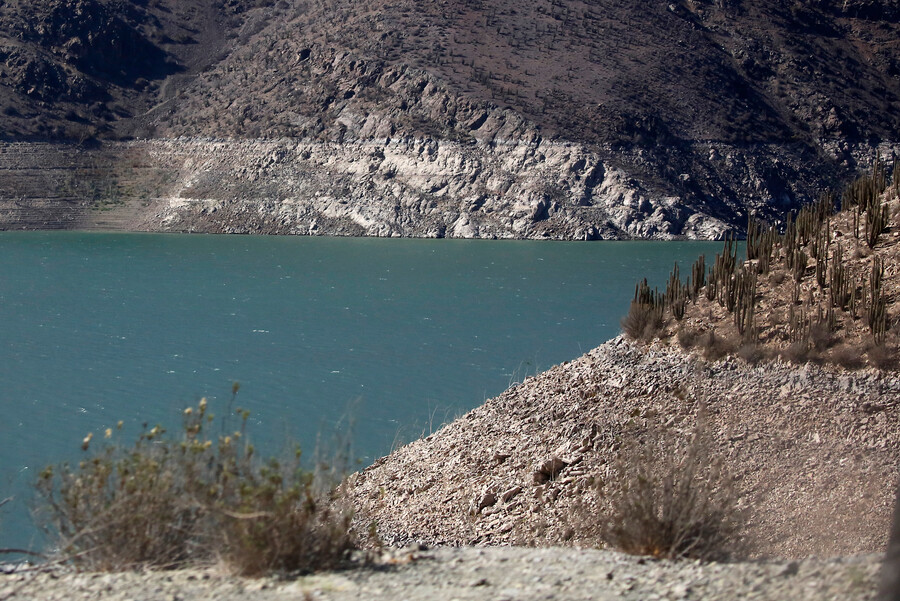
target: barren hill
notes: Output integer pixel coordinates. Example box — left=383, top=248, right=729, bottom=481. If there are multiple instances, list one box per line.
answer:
left=1, top=0, right=899, bottom=237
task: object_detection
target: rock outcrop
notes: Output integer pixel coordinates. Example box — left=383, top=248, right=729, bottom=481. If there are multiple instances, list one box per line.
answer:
left=136, top=137, right=732, bottom=240
left=3, top=136, right=897, bottom=239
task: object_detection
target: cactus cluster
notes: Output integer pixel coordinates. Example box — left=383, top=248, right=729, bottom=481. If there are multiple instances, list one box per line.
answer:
left=829, top=243, right=851, bottom=310
left=868, top=256, right=888, bottom=345
left=621, top=278, right=666, bottom=340
left=635, top=277, right=665, bottom=322
left=894, top=154, right=899, bottom=200
left=703, top=235, right=759, bottom=340
left=746, top=217, right=776, bottom=274
left=732, top=265, right=757, bottom=339
left=666, top=263, right=688, bottom=321
left=742, top=159, right=893, bottom=350
left=842, top=155, right=890, bottom=249
left=622, top=254, right=710, bottom=340
left=625, top=153, right=896, bottom=359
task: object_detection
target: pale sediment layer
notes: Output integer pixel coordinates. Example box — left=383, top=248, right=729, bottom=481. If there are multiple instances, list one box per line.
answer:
left=2, top=138, right=895, bottom=240
left=346, top=336, right=900, bottom=559
left=0, top=138, right=725, bottom=239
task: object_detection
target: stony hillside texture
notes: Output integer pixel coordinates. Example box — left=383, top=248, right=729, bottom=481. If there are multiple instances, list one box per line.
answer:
left=136, top=137, right=731, bottom=239
left=0, top=0, right=259, bottom=140
left=345, top=336, right=900, bottom=560
left=335, top=163, right=900, bottom=562
left=0, top=0, right=899, bottom=237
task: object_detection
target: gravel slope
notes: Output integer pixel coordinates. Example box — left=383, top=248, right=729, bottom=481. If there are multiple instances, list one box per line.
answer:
left=346, top=336, right=900, bottom=558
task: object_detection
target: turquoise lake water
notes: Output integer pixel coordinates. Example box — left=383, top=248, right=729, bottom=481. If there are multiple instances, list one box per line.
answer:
left=0, top=232, right=724, bottom=553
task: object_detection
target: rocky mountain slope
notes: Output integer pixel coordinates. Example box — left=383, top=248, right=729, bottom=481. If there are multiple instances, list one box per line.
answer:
left=0, top=0, right=260, bottom=140
left=1, top=0, right=899, bottom=237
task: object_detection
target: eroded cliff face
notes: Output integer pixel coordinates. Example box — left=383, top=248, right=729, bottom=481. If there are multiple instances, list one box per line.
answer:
left=135, top=42, right=862, bottom=240
left=134, top=137, right=729, bottom=240
left=0, top=133, right=894, bottom=240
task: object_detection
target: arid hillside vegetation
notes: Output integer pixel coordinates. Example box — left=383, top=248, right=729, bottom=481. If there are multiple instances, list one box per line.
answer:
left=625, top=155, right=900, bottom=368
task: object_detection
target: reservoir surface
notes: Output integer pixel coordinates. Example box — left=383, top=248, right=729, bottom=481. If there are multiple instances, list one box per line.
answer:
left=0, top=232, right=723, bottom=553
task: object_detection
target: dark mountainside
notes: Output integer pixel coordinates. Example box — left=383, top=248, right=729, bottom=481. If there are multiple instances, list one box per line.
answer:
left=0, top=0, right=248, bottom=140
left=0, top=0, right=898, bottom=237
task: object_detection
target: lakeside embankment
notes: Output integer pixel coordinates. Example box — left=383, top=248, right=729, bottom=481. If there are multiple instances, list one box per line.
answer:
left=0, top=139, right=728, bottom=240
left=1, top=336, right=897, bottom=599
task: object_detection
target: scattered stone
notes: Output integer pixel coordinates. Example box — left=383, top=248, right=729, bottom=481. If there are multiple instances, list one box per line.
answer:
left=492, top=452, right=511, bottom=465
left=534, top=457, right=569, bottom=484
left=477, top=492, right=497, bottom=512
left=501, top=486, right=523, bottom=503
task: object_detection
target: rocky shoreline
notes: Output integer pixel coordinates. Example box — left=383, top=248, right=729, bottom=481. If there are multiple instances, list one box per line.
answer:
left=0, top=139, right=896, bottom=240
left=0, top=138, right=728, bottom=240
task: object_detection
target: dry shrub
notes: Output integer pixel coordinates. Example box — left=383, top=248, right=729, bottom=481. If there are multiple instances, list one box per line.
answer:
left=866, top=342, right=897, bottom=370
left=34, top=397, right=355, bottom=574
left=808, top=322, right=837, bottom=352
left=676, top=327, right=698, bottom=349
left=35, top=423, right=212, bottom=570
left=621, top=302, right=665, bottom=341
left=781, top=341, right=820, bottom=365
left=736, top=343, right=767, bottom=365
left=697, top=330, right=737, bottom=361
left=218, top=457, right=353, bottom=577
left=597, top=414, right=742, bottom=561
left=831, top=344, right=865, bottom=369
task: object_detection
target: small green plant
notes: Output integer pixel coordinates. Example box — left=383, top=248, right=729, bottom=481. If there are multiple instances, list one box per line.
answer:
left=597, top=413, right=741, bottom=560
left=34, top=395, right=354, bottom=574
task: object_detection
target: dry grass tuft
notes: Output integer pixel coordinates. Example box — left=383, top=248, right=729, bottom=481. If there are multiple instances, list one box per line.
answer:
left=781, top=342, right=820, bottom=365
left=217, top=457, right=354, bottom=577
left=621, top=302, right=665, bottom=342
left=735, top=342, right=767, bottom=365
left=597, top=414, right=742, bottom=561
left=866, top=342, right=897, bottom=370
left=831, top=344, right=865, bottom=369
left=676, top=327, right=698, bottom=349
left=697, top=330, right=738, bottom=362
left=34, top=395, right=355, bottom=574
